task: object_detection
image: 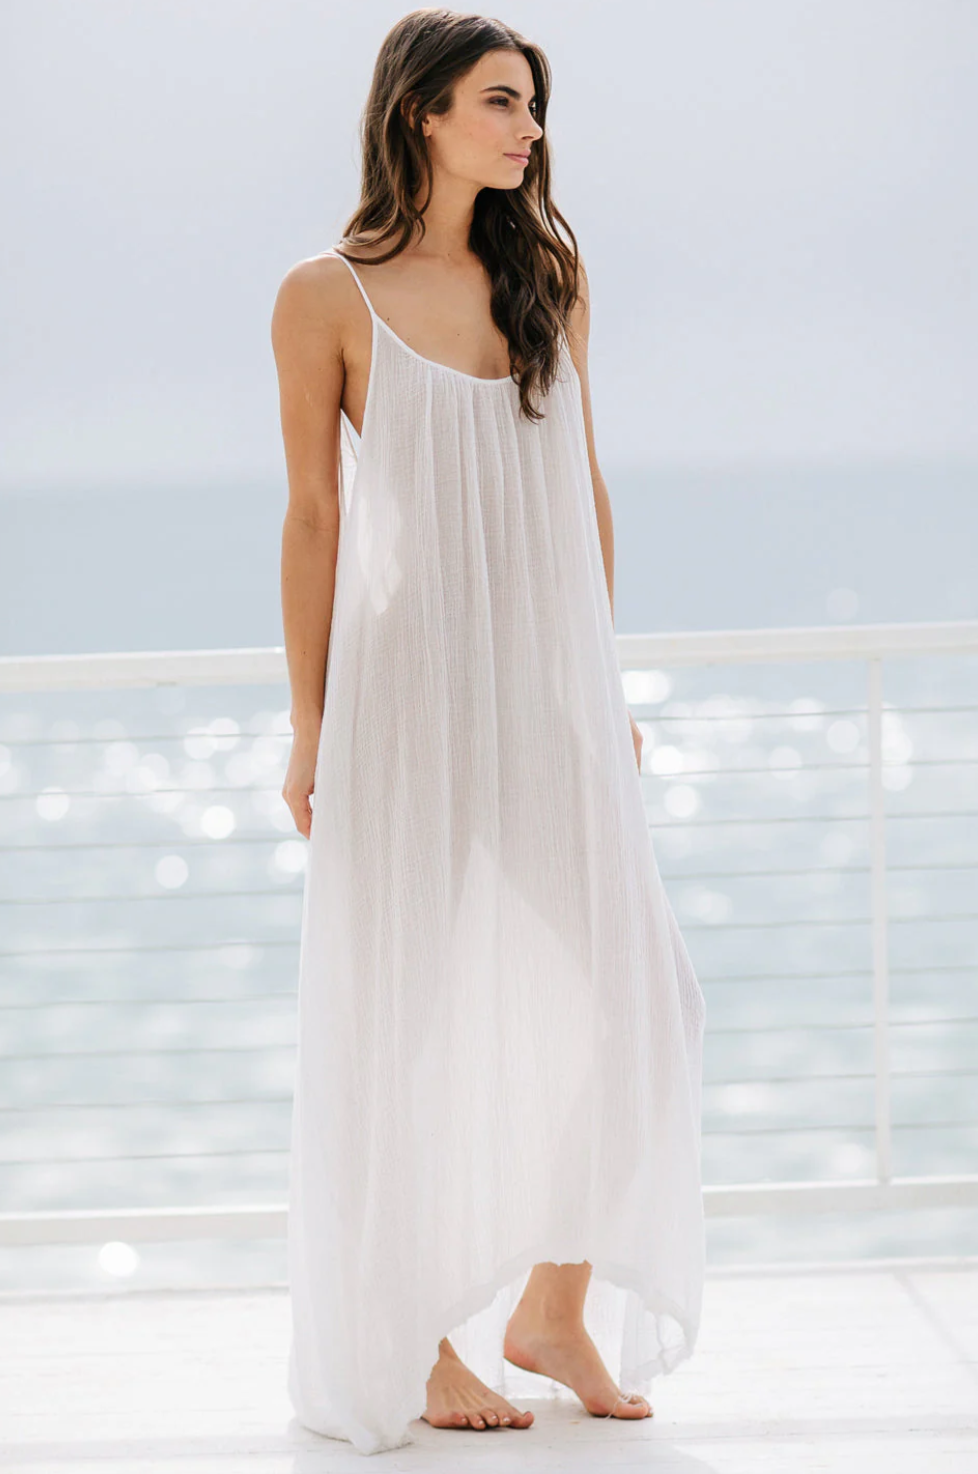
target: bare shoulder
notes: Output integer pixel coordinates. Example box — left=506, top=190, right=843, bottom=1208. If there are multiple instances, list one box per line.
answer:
left=270, top=251, right=358, bottom=351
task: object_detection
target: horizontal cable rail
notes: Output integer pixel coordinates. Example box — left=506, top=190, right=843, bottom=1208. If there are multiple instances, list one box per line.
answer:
left=2, top=909, right=977, bottom=963
left=7, top=755, right=978, bottom=802
left=0, top=940, right=298, bottom=959
left=3, top=811, right=978, bottom=859
left=1, top=965, right=974, bottom=1010
left=0, top=888, right=304, bottom=905
left=4, top=1015, right=977, bottom=1065
left=0, top=835, right=295, bottom=851
left=0, top=961, right=971, bottom=990
left=4, top=1120, right=977, bottom=1169
left=0, top=790, right=281, bottom=803
left=6, top=1132, right=978, bottom=1180
left=3, top=695, right=977, bottom=738
left=1, top=1066, right=976, bottom=1113
left=2, top=861, right=976, bottom=904
left=5, top=857, right=978, bottom=905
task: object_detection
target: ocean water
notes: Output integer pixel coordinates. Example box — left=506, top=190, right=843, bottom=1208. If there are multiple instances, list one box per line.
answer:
left=3, top=460, right=977, bottom=659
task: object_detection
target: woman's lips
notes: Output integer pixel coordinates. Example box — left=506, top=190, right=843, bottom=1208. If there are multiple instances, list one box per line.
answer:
left=505, top=153, right=530, bottom=164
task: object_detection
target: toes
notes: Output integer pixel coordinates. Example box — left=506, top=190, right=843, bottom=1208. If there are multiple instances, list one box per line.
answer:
left=425, top=1397, right=533, bottom=1432
left=487, top=1395, right=533, bottom=1428
left=498, top=1407, right=532, bottom=1427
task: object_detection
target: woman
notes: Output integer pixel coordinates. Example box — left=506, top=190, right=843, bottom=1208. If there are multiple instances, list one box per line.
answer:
left=271, top=7, right=707, bottom=1457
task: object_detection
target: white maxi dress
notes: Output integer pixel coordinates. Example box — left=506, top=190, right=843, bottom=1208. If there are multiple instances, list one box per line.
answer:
left=286, top=247, right=708, bottom=1455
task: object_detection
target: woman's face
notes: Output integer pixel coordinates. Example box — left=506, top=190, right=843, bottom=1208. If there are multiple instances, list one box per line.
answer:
left=421, top=48, right=544, bottom=191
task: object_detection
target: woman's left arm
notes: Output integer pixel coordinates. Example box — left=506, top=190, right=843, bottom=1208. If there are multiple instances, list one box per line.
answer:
left=566, top=259, right=644, bottom=774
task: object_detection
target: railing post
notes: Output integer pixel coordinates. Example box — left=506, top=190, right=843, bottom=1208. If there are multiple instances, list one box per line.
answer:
left=867, top=656, right=892, bottom=1183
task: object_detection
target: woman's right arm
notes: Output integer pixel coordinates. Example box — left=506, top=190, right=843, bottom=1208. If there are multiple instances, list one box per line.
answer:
left=271, top=259, right=347, bottom=839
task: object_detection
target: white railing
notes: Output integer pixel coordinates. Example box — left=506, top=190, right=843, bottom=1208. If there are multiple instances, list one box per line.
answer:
left=1, top=619, right=976, bottom=1247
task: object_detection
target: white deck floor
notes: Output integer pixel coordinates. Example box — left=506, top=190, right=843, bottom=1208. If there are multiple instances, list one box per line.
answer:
left=2, top=1256, right=976, bottom=1473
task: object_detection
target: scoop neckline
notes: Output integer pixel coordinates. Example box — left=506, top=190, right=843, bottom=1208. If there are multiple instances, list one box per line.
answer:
left=331, top=248, right=514, bottom=386
left=374, top=315, right=514, bottom=386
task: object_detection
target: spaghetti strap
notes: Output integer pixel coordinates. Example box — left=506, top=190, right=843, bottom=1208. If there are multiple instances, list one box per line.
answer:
left=326, top=246, right=378, bottom=321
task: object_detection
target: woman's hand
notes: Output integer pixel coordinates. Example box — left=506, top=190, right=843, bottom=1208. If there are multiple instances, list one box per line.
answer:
left=628, top=712, right=644, bottom=774
left=282, top=726, right=320, bottom=839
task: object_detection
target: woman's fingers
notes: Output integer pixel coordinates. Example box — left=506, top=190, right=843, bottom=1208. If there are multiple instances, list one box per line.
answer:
left=282, top=774, right=315, bottom=838
left=282, top=733, right=319, bottom=837
left=629, top=713, right=643, bottom=772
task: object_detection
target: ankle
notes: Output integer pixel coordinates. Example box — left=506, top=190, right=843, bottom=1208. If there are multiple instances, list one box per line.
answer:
left=513, top=1298, right=586, bottom=1331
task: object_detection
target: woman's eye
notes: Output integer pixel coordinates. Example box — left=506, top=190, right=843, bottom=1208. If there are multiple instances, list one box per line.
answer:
left=490, top=95, right=537, bottom=116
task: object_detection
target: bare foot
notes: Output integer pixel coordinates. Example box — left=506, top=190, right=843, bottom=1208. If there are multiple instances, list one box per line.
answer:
left=420, top=1338, right=535, bottom=1431
left=503, top=1304, right=653, bottom=1419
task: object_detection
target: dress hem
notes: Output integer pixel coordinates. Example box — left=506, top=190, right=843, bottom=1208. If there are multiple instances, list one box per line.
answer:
left=288, top=1232, right=701, bottom=1456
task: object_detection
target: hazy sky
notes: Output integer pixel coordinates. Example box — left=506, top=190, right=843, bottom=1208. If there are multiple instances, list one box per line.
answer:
left=2, top=0, right=976, bottom=494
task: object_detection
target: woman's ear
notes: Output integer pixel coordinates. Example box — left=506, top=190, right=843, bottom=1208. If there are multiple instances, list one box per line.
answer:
left=400, top=92, right=427, bottom=133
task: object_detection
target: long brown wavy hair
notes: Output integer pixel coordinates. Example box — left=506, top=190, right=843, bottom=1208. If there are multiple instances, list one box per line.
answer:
left=337, top=8, right=581, bottom=422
